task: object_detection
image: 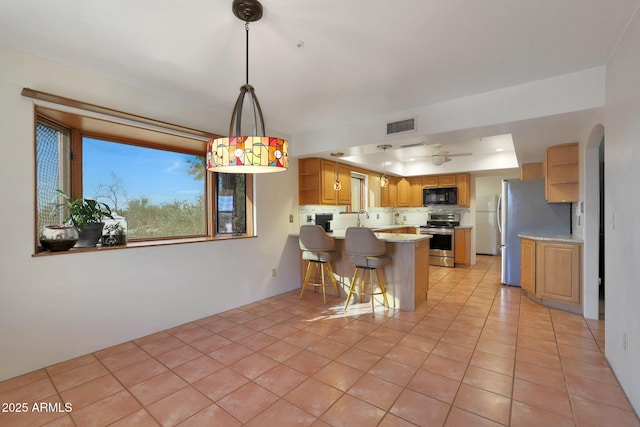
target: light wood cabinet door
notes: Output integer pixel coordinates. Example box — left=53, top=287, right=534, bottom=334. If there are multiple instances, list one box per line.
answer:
left=337, top=164, right=351, bottom=205
left=456, top=174, right=470, bottom=207
left=520, top=238, right=536, bottom=294
left=521, top=163, right=544, bottom=180
left=381, top=177, right=397, bottom=207
left=409, top=177, right=424, bottom=207
left=423, top=176, right=439, bottom=188
left=319, top=160, right=350, bottom=205
left=320, top=159, right=338, bottom=205
left=439, top=175, right=457, bottom=187
left=545, top=142, right=579, bottom=203
left=396, top=178, right=411, bottom=207
left=454, top=228, right=471, bottom=265
left=536, top=242, right=581, bottom=304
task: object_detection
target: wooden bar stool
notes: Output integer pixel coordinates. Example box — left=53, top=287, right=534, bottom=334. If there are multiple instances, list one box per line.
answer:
left=299, top=225, right=340, bottom=303
left=344, top=227, right=390, bottom=313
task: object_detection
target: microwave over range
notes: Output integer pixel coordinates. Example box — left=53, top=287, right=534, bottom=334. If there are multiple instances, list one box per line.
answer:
left=423, top=187, right=458, bottom=205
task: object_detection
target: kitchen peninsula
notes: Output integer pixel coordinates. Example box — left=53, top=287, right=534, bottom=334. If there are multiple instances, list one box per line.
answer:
left=293, top=227, right=431, bottom=311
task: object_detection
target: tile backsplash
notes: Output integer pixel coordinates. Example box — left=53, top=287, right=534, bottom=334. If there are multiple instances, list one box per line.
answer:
left=299, top=205, right=472, bottom=230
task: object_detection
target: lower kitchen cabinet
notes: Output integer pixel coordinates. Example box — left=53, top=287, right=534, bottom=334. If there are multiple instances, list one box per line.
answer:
left=520, top=238, right=581, bottom=306
left=520, top=238, right=536, bottom=294
left=454, top=227, right=471, bottom=265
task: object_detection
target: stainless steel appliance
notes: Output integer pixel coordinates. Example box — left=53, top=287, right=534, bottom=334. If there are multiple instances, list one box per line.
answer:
left=420, top=212, right=460, bottom=267
left=498, top=179, right=571, bottom=286
left=423, top=187, right=458, bottom=206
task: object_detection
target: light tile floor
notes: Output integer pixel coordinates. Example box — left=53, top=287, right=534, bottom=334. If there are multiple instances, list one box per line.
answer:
left=1, top=256, right=638, bottom=426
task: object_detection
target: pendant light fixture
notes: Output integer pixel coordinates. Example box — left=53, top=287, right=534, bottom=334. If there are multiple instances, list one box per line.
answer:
left=331, top=152, right=344, bottom=191
left=378, top=144, right=392, bottom=187
left=207, top=0, right=288, bottom=173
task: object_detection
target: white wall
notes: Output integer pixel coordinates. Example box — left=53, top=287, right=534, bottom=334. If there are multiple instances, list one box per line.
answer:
left=602, top=9, right=640, bottom=413
left=0, top=46, right=301, bottom=381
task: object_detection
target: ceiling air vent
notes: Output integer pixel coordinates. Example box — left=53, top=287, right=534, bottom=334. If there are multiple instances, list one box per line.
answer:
left=386, top=118, right=416, bottom=135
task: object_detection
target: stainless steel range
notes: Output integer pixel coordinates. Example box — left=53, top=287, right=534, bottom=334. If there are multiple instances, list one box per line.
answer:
left=419, top=213, right=460, bottom=267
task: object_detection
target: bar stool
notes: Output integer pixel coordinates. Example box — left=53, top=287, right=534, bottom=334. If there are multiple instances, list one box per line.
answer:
left=299, top=225, right=341, bottom=303
left=344, top=227, right=390, bottom=312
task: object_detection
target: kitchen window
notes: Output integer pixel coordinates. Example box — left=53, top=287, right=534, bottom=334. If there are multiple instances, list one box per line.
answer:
left=30, top=91, right=253, bottom=252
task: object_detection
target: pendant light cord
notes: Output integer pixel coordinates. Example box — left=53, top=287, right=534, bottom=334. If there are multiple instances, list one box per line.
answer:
left=245, top=22, right=250, bottom=85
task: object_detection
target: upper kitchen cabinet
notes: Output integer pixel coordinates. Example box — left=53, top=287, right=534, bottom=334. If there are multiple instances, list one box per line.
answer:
left=438, top=175, right=457, bottom=187
left=423, top=176, right=439, bottom=188
left=521, top=162, right=544, bottom=180
left=456, top=174, right=470, bottom=207
left=396, top=178, right=411, bottom=207
left=337, top=164, right=352, bottom=205
left=320, top=159, right=351, bottom=205
left=298, top=158, right=350, bottom=205
left=423, top=174, right=456, bottom=188
left=544, top=142, right=579, bottom=203
left=381, top=176, right=398, bottom=207
left=299, top=158, right=321, bottom=205
left=409, top=177, right=424, bottom=207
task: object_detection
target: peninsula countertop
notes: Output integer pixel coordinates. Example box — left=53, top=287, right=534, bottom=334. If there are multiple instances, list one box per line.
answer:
left=290, top=228, right=431, bottom=243
left=518, top=233, right=583, bottom=243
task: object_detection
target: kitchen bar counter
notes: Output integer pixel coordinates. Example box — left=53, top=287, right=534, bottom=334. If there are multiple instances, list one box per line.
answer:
left=329, top=229, right=429, bottom=243
left=518, top=233, right=583, bottom=243
left=291, top=230, right=431, bottom=311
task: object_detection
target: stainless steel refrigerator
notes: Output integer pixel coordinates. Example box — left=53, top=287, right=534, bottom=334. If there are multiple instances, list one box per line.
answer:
left=476, top=194, right=500, bottom=255
left=498, top=179, right=571, bottom=286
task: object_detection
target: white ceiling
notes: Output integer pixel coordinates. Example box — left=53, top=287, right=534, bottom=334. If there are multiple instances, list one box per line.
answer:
left=1, top=0, right=638, bottom=175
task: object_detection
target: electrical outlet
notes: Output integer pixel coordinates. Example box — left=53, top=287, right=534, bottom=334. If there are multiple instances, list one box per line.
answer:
left=623, top=332, right=628, bottom=351
left=403, top=215, right=407, bottom=221
left=306, top=215, right=312, bottom=222
left=272, top=268, right=277, bottom=277
left=289, top=214, right=294, bottom=223
left=376, top=213, right=380, bottom=219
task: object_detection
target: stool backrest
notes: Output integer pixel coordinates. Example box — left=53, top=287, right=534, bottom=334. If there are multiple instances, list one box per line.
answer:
left=345, top=227, right=386, bottom=256
left=299, top=225, right=335, bottom=251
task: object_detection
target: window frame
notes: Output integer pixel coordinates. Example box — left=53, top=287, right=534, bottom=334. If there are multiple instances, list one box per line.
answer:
left=28, top=90, right=255, bottom=255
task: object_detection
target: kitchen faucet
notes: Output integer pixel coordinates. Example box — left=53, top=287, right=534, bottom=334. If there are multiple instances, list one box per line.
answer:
left=356, top=209, right=369, bottom=227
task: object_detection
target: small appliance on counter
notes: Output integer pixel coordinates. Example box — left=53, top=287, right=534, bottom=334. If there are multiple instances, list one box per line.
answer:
left=315, top=213, right=333, bottom=232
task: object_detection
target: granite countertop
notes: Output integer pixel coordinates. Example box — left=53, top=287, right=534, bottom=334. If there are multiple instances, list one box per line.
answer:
left=330, top=229, right=431, bottom=243
left=518, top=233, right=583, bottom=243
left=290, top=226, right=430, bottom=243
left=371, top=224, right=421, bottom=231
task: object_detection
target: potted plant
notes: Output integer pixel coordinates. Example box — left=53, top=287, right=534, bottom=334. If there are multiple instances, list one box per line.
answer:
left=56, top=189, right=114, bottom=247
left=102, top=221, right=127, bottom=246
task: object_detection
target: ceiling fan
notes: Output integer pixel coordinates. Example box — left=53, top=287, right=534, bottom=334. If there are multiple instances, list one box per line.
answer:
left=416, top=144, right=473, bottom=166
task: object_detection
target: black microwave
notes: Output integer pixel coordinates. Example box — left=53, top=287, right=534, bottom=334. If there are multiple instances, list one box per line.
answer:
left=423, top=187, right=458, bottom=205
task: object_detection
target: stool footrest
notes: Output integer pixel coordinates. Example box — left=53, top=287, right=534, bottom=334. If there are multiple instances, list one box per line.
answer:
left=300, top=259, right=340, bottom=304
left=344, top=266, right=390, bottom=314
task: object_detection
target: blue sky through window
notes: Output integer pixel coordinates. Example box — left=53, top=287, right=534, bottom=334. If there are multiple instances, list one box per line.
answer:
left=82, top=138, right=204, bottom=210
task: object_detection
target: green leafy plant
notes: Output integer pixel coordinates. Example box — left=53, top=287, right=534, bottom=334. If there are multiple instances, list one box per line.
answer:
left=56, top=189, right=114, bottom=231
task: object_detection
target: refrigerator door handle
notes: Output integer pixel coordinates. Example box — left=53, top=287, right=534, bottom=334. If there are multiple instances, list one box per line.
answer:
left=496, top=193, right=503, bottom=233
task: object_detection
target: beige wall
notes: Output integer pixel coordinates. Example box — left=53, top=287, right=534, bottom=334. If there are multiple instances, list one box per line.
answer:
left=0, top=46, right=301, bottom=381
